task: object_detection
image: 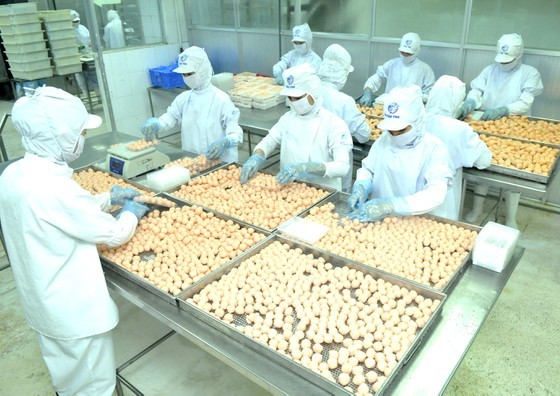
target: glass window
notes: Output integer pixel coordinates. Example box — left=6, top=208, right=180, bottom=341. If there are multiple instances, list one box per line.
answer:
left=469, top=0, right=560, bottom=51
left=303, top=0, right=370, bottom=35
left=375, top=0, right=466, bottom=43
left=239, top=0, right=280, bottom=29
left=189, top=0, right=235, bottom=27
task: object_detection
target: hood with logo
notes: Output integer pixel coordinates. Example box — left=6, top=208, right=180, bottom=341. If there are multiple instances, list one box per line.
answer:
left=399, top=32, right=421, bottom=55
left=426, top=75, right=466, bottom=118
left=280, top=63, right=322, bottom=115
left=12, top=86, right=102, bottom=165
left=292, top=23, right=313, bottom=51
left=173, top=46, right=214, bottom=89
left=317, top=44, right=354, bottom=91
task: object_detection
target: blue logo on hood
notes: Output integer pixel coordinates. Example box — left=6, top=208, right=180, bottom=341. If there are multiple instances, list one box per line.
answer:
left=500, top=44, right=509, bottom=54
left=287, top=75, right=294, bottom=85
left=179, top=54, right=188, bottom=65
left=387, top=102, right=399, bottom=114
left=405, top=39, right=412, bottom=48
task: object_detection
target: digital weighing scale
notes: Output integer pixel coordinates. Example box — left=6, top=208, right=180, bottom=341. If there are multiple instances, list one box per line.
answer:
left=105, top=143, right=170, bottom=179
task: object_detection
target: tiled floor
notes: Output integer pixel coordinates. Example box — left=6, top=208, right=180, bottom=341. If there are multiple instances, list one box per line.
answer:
left=0, top=97, right=559, bottom=395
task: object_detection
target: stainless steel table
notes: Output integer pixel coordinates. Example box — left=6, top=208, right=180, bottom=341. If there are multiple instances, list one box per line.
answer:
left=105, top=248, right=524, bottom=395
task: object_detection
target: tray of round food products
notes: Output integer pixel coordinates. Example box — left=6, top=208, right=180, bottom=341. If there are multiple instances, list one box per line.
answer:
left=98, top=193, right=269, bottom=305
left=162, top=153, right=224, bottom=179
left=467, top=115, right=560, bottom=147
left=278, top=192, right=480, bottom=294
left=475, top=133, right=560, bottom=183
left=177, top=235, right=446, bottom=395
left=73, top=165, right=156, bottom=212
left=356, top=103, right=384, bottom=119
left=167, top=163, right=336, bottom=233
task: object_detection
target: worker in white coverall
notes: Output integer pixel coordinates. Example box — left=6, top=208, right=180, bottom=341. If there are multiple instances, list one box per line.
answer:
left=240, top=63, right=353, bottom=191
left=0, top=86, right=149, bottom=395
left=103, top=9, right=125, bottom=49
left=272, top=23, right=322, bottom=85
left=317, top=44, right=370, bottom=192
left=348, top=85, right=454, bottom=222
left=141, top=46, right=243, bottom=163
left=359, top=32, right=435, bottom=106
left=424, top=75, right=493, bottom=220
left=71, top=10, right=99, bottom=97
left=459, top=33, right=543, bottom=228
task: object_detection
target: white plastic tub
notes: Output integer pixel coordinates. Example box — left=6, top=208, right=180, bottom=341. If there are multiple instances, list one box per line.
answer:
left=43, top=20, right=72, bottom=30
left=0, top=3, right=37, bottom=15
left=0, top=21, right=42, bottom=34
left=53, top=63, right=82, bottom=75
left=0, top=12, right=39, bottom=25
left=50, top=45, right=79, bottom=58
left=39, top=10, right=71, bottom=22
left=3, top=41, right=47, bottom=52
left=1, top=31, right=45, bottom=44
left=48, top=37, right=76, bottom=49
left=52, top=54, right=80, bottom=67
left=10, top=67, right=53, bottom=80
left=5, top=50, right=49, bottom=63
left=9, top=58, right=52, bottom=71
left=46, top=27, right=74, bottom=40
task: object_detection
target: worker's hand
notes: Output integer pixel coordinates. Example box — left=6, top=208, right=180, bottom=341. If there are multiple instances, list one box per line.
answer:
left=110, top=185, right=141, bottom=206
left=480, top=106, right=509, bottom=121
left=119, top=200, right=149, bottom=221
left=205, top=137, right=236, bottom=160
left=273, top=66, right=284, bottom=85
left=349, top=197, right=411, bottom=223
left=358, top=89, right=375, bottom=107
left=240, top=153, right=266, bottom=184
left=459, top=98, right=477, bottom=119
left=275, top=162, right=326, bottom=185
left=347, top=180, right=371, bottom=211
left=141, top=118, right=161, bottom=142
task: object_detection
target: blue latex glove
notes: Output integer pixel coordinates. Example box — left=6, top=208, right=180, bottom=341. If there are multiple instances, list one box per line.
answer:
left=347, top=180, right=371, bottom=211
left=141, top=117, right=161, bottom=142
left=276, top=162, right=326, bottom=185
left=358, top=89, right=375, bottom=107
left=110, top=185, right=141, bottom=206
left=480, top=106, right=509, bottom=121
left=205, top=137, right=236, bottom=160
left=459, top=98, right=477, bottom=119
left=118, top=200, right=149, bottom=221
left=240, top=153, right=266, bottom=184
left=273, top=67, right=284, bottom=85
left=348, top=197, right=411, bottom=223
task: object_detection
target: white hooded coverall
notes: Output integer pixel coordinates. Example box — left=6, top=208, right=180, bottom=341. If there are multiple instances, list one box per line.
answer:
left=273, top=23, right=322, bottom=79
left=425, top=76, right=492, bottom=220
left=0, top=87, right=138, bottom=396
left=103, top=10, right=125, bottom=49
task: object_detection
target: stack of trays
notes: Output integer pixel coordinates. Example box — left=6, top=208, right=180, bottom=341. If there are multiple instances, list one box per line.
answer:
left=229, top=73, right=284, bottom=110
left=40, top=10, right=81, bottom=75
left=0, top=3, right=52, bottom=80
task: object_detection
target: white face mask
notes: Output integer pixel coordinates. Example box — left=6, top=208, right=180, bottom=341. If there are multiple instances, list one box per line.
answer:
left=294, top=43, right=308, bottom=55
left=400, top=54, right=416, bottom=65
left=498, top=59, right=519, bottom=72
left=64, top=135, right=85, bottom=163
left=388, top=127, right=421, bottom=148
left=290, top=95, right=313, bottom=116
left=183, top=74, right=203, bottom=90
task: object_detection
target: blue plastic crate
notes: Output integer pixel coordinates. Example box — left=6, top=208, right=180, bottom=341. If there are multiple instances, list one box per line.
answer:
left=149, top=63, right=184, bottom=89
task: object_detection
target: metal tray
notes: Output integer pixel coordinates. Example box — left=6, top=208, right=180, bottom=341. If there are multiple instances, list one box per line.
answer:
left=471, top=115, right=560, bottom=147
left=166, top=162, right=337, bottom=233
left=74, top=164, right=155, bottom=194
left=177, top=235, right=446, bottom=396
left=476, top=132, right=560, bottom=184
left=100, top=194, right=270, bottom=306
left=284, top=192, right=480, bottom=294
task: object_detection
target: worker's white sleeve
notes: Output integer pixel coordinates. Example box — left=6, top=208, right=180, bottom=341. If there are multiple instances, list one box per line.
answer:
left=364, top=71, right=384, bottom=93
left=324, top=146, right=350, bottom=179
left=273, top=52, right=292, bottom=76
left=222, top=105, right=243, bottom=145
left=421, top=68, right=436, bottom=103
left=45, top=186, right=139, bottom=248
left=473, top=149, right=492, bottom=169
left=342, top=97, right=371, bottom=143
left=355, top=147, right=376, bottom=184
left=507, top=70, right=543, bottom=115
left=158, top=94, right=186, bottom=131
left=466, top=68, right=490, bottom=109
left=254, top=121, right=283, bottom=158
left=403, top=180, right=449, bottom=215
left=94, top=192, right=111, bottom=212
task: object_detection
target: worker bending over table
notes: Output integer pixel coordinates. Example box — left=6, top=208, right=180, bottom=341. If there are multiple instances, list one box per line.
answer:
left=0, top=86, right=149, bottom=395
left=240, top=63, right=353, bottom=190
left=424, top=75, right=492, bottom=220
left=317, top=44, right=370, bottom=192
left=141, top=46, right=243, bottom=163
left=459, top=33, right=543, bottom=228
left=349, top=85, right=454, bottom=222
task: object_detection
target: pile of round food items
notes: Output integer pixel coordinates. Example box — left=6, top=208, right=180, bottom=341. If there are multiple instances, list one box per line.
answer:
left=468, top=116, right=560, bottom=145
left=126, top=139, right=158, bottom=151
left=171, top=165, right=330, bottom=230
left=164, top=155, right=222, bottom=177
left=366, top=118, right=382, bottom=141
left=99, top=205, right=266, bottom=295
left=72, top=168, right=152, bottom=210
left=357, top=104, right=384, bottom=118
left=479, top=134, right=559, bottom=175
left=187, top=240, right=441, bottom=395
left=304, top=203, right=477, bottom=291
